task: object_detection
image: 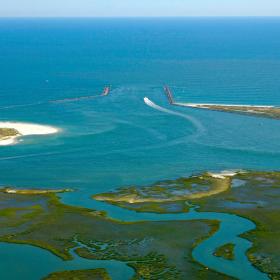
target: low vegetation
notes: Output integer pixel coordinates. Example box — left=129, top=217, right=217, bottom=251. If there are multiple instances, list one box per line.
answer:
left=93, top=172, right=232, bottom=213
left=0, top=191, right=228, bottom=280
left=93, top=171, right=280, bottom=279
left=43, top=268, right=111, bottom=280
left=214, top=243, right=235, bottom=260
left=0, top=127, right=20, bottom=139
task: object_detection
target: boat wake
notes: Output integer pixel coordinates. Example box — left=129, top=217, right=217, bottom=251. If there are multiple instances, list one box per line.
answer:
left=144, top=97, right=205, bottom=139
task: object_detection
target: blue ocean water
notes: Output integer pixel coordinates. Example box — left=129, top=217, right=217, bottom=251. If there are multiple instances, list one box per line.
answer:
left=0, top=18, right=280, bottom=190
left=0, top=18, right=280, bottom=279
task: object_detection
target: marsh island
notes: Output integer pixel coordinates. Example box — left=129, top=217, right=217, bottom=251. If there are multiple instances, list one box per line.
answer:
left=93, top=171, right=237, bottom=213
left=94, top=171, right=280, bottom=279
left=1, top=171, right=279, bottom=279
left=0, top=189, right=227, bottom=280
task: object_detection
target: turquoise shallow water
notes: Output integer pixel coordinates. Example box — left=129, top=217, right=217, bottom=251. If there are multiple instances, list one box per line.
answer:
left=0, top=242, right=135, bottom=280
left=0, top=18, right=280, bottom=279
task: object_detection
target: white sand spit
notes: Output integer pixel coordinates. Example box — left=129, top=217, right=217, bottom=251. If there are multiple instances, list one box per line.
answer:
left=0, top=122, right=59, bottom=146
left=174, top=102, right=274, bottom=108
left=207, top=170, right=241, bottom=179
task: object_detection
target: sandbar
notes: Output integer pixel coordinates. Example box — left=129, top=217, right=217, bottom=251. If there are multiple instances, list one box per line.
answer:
left=0, top=122, right=59, bottom=146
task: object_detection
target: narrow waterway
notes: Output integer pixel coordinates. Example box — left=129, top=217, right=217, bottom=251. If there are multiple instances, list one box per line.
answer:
left=61, top=192, right=269, bottom=280
left=0, top=191, right=269, bottom=280
left=0, top=241, right=134, bottom=280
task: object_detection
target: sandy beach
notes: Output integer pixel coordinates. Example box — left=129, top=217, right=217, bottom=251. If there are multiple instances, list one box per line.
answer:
left=174, top=102, right=274, bottom=108
left=0, top=122, right=59, bottom=146
left=207, top=170, right=241, bottom=179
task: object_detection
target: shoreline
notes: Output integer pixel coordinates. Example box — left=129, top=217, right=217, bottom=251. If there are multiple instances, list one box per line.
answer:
left=0, top=122, right=59, bottom=146
left=174, top=102, right=275, bottom=108
left=0, top=187, right=73, bottom=194
left=172, top=102, right=280, bottom=119
left=93, top=170, right=241, bottom=204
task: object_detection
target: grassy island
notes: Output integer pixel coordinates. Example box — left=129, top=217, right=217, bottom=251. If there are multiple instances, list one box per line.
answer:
left=93, top=171, right=280, bottom=279
left=0, top=190, right=229, bottom=280
left=43, top=268, right=111, bottom=280
left=214, top=243, right=235, bottom=261
left=93, top=171, right=235, bottom=213
left=192, top=171, right=280, bottom=280
left=0, top=127, right=20, bottom=139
